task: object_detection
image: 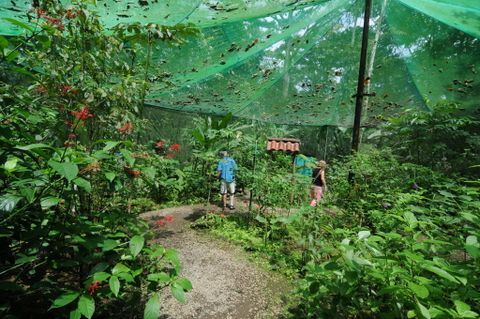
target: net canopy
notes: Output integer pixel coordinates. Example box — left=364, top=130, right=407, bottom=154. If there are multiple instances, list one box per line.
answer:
left=1, top=0, right=479, bottom=126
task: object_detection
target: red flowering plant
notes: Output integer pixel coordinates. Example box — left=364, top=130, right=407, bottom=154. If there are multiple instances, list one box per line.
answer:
left=1, top=2, right=195, bottom=318
left=153, top=214, right=174, bottom=227
left=170, top=143, right=181, bottom=151
left=124, top=166, right=141, bottom=178
left=153, top=140, right=181, bottom=159
left=71, top=106, right=94, bottom=121
left=88, top=281, right=102, bottom=295
left=155, top=140, right=165, bottom=148
left=118, top=121, right=134, bottom=134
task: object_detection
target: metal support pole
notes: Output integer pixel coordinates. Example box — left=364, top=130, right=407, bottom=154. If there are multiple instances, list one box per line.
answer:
left=351, top=0, right=372, bottom=153
left=248, top=121, right=258, bottom=212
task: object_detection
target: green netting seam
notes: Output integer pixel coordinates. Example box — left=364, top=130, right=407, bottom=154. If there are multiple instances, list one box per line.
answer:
left=234, top=1, right=354, bottom=118
left=147, top=0, right=351, bottom=99
left=384, top=3, right=430, bottom=112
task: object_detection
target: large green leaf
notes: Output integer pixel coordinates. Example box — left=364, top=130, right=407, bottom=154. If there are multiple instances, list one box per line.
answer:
left=69, top=308, right=81, bottom=319
left=41, top=196, right=61, bottom=210
left=165, top=249, right=180, bottom=267
left=48, top=160, right=78, bottom=182
left=358, top=230, right=371, bottom=240
left=49, top=291, right=80, bottom=310
left=101, top=239, right=119, bottom=252
left=423, top=265, right=459, bottom=284
left=0, top=194, right=22, bottom=212
left=129, top=235, right=145, bottom=257
left=416, top=300, right=431, bottom=319
left=120, top=149, right=135, bottom=166
left=144, top=292, right=160, bottom=319
left=192, top=128, right=205, bottom=144
left=465, top=236, right=480, bottom=258
left=78, top=295, right=95, bottom=319
left=73, top=177, right=91, bottom=192
left=103, top=141, right=122, bottom=151
left=0, top=35, right=8, bottom=50
left=171, top=283, right=186, bottom=303
left=255, top=215, right=267, bottom=223
left=176, top=278, right=193, bottom=291
left=3, top=18, right=34, bottom=32
left=454, top=300, right=478, bottom=318
left=147, top=272, right=170, bottom=283
left=112, top=263, right=130, bottom=275
left=218, top=112, right=233, bottom=129
left=92, top=272, right=111, bottom=282
left=109, top=275, right=120, bottom=297
left=16, top=143, right=54, bottom=151
left=407, top=281, right=429, bottom=299
left=105, top=172, right=116, bottom=182
left=4, top=158, right=18, bottom=171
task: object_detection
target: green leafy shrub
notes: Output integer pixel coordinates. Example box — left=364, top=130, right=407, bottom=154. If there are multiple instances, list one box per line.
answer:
left=0, top=2, right=193, bottom=318
left=294, top=155, right=480, bottom=318
left=385, top=103, right=480, bottom=177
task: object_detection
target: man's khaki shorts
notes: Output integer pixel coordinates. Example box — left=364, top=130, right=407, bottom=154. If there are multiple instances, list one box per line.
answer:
left=220, top=180, right=235, bottom=194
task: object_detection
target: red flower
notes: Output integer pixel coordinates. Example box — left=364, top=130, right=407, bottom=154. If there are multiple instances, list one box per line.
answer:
left=59, top=84, right=73, bottom=95
left=155, top=220, right=165, bottom=226
left=88, top=281, right=101, bottom=295
left=35, top=85, right=47, bottom=94
left=44, top=16, right=64, bottom=30
left=124, top=166, right=141, bottom=178
left=164, top=152, right=174, bottom=159
left=170, top=143, right=181, bottom=151
left=117, top=122, right=133, bottom=134
left=68, top=133, right=77, bottom=139
left=155, top=140, right=165, bottom=148
left=36, top=8, right=46, bottom=18
left=164, top=215, right=174, bottom=222
left=129, top=170, right=141, bottom=178
left=65, top=9, right=79, bottom=19
left=71, top=106, right=93, bottom=121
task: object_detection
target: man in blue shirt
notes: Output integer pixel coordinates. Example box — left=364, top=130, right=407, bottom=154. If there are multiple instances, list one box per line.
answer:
left=217, top=151, right=237, bottom=210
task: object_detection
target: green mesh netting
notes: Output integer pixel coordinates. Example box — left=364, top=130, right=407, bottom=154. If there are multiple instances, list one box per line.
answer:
left=1, top=0, right=479, bottom=126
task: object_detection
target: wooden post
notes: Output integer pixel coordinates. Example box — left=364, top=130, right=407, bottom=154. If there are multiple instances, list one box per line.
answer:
left=351, top=0, right=372, bottom=153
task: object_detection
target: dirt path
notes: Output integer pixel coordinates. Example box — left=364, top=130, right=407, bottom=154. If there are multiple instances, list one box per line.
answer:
left=141, top=204, right=291, bottom=319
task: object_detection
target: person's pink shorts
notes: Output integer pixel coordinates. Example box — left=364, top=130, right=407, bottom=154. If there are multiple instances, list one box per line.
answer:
left=310, top=185, right=324, bottom=207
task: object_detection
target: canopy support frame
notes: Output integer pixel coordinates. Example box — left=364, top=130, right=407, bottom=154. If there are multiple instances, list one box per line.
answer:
left=351, top=0, right=372, bottom=153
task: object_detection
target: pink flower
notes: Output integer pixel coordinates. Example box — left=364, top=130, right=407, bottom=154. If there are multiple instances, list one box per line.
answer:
left=165, top=152, right=174, bottom=159
left=155, top=140, right=165, bottom=148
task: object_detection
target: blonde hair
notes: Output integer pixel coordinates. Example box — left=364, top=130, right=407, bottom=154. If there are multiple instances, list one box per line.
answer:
left=318, top=160, right=327, bottom=169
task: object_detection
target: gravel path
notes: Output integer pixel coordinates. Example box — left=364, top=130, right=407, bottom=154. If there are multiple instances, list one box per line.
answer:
left=141, top=204, right=291, bottom=319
